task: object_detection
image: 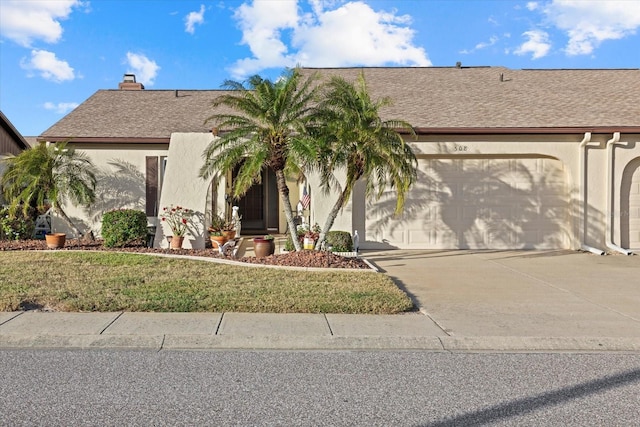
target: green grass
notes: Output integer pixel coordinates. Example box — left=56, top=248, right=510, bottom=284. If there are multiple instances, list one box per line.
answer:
left=0, top=252, right=413, bottom=314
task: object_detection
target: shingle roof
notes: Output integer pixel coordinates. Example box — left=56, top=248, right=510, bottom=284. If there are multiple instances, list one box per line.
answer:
left=40, top=66, right=640, bottom=141
left=40, top=89, right=233, bottom=141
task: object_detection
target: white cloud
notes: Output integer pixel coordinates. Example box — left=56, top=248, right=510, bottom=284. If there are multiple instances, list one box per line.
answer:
left=21, top=49, right=75, bottom=82
left=232, top=0, right=300, bottom=74
left=514, top=30, right=551, bottom=59
left=460, top=35, right=499, bottom=55
left=185, top=4, right=206, bottom=34
left=0, top=0, right=83, bottom=47
left=476, top=35, right=499, bottom=50
left=542, top=0, right=640, bottom=56
left=44, top=101, right=79, bottom=114
left=125, top=52, right=160, bottom=86
left=230, top=0, right=430, bottom=78
left=526, top=2, right=539, bottom=11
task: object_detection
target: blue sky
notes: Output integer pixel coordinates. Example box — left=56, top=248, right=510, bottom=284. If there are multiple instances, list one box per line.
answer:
left=1, top=0, right=639, bottom=136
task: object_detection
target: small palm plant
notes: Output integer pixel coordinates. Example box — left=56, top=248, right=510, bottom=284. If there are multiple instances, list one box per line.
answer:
left=1, top=141, right=97, bottom=238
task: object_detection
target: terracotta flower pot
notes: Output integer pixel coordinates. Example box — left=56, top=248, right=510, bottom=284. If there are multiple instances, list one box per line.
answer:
left=253, top=238, right=275, bottom=258
left=210, top=235, right=228, bottom=249
left=222, top=230, right=236, bottom=241
left=170, top=235, right=184, bottom=249
left=45, top=233, right=66, bottom=249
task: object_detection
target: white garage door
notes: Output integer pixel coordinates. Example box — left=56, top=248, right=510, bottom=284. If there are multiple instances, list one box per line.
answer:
left=367, top=157, right=571, bottom=249
left=626, top=159, right=640, bottom=250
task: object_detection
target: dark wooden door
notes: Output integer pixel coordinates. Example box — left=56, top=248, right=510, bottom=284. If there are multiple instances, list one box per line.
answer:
left=233, top=167, right=279, bottom=232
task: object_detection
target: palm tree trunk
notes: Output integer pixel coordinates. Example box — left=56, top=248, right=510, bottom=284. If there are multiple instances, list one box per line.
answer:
left=315, top=187, right=348, bottom=250
left=275, top=169, right=302, bottom=251
left=53, top=203, right=83, bottom=238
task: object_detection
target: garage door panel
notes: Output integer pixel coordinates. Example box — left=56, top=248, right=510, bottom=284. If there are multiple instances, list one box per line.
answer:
left=367, top=157, right=571, bottom=249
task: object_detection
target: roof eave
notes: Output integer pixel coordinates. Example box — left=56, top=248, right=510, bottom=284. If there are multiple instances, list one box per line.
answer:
left=0, top=110, right=29, bottom=149
left=36, top=136, right=171, bottom=144
left=410, top=126, right=640, bottom=135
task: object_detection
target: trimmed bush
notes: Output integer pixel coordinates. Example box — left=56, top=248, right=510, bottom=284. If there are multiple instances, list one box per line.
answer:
left=102, top=209, right=147, bottom=247
left=326, top=230, right=353, bottom=252
left=0, top=207, right=35, bottom=240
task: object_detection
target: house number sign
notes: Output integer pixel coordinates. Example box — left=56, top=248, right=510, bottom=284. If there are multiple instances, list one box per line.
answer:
left=452, top=144, right=469, bottom=152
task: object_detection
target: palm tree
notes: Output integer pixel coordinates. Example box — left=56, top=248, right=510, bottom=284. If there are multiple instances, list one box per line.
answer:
left=1, top=141, right=97, bottom=238
left=313, top=72, right=418, bottom=249
left=199, top=68, right=320, bottom=251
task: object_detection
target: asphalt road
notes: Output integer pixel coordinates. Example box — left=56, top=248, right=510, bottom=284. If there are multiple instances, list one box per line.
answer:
left=1, top=350, right=639, bottom=426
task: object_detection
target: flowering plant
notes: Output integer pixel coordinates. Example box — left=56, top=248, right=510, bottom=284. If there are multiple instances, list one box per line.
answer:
left=301, top=223, right=321, bottom=240
left=160, top=205, right=194, bottom=237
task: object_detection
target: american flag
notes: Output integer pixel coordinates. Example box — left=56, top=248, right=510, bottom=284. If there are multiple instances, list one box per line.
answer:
left=301, top=185, right=310, bottom=209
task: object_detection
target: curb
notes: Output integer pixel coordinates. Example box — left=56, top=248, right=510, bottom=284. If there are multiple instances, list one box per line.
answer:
left=2, top=334, right=639, bottom=352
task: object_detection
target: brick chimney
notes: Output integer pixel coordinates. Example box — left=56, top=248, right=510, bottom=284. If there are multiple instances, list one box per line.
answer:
left=118, top=73, right=144, bottom=90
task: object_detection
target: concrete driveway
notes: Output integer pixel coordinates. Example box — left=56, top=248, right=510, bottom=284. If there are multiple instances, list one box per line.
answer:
left=364, top=250, right=640, bottom=338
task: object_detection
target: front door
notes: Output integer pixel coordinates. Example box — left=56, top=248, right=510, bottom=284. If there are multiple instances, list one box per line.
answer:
left=233, top=167, right=279, bottom=233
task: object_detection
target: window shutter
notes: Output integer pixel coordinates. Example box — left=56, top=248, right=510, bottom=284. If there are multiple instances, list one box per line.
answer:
left=146, top=156, right=159, bottom=216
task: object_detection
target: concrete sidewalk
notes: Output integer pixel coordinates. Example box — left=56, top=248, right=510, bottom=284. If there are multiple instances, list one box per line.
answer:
left=2, top=310, right=639, bottom=352
left=1, top=250, right=640, bottom=352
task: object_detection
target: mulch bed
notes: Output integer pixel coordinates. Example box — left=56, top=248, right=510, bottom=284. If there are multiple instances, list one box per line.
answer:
left=0, top=239, right=371, bottom=270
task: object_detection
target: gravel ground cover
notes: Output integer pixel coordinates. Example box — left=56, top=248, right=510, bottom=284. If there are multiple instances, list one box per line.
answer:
left=0, top=239, right=370, bottom=270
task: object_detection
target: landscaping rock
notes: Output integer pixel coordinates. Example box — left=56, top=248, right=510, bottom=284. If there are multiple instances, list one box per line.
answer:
left=0, top=239, right=370, bottom=269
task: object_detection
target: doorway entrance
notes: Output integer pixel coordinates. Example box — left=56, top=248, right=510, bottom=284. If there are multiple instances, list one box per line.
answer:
left=233, top=167, right=279, bottom=233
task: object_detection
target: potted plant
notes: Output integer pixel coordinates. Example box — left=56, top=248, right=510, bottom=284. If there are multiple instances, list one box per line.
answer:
left=209, top=230, right=227, bottom=249
left=208, top=212, right=225, bottom=233
left=253, top=234, right=275, bottom=258
left=208, top=212, right=230, bottom=248
left=302, top=223, right=321, bottom=250
left=221, top=219, right=236, bottom=241
left=160, top=205, right=194, bottom=249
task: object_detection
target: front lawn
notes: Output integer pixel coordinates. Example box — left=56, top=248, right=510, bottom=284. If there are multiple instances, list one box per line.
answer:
left=0, top=252, right=413, bottom=314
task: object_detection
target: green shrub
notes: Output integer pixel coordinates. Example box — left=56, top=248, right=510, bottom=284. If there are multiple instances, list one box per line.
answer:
left=0, top=207, right=35, bottom=240
left=284, top=234, right=295, bottom=251
left=326, top=230, right=353, bottom=252
left=102, top=209, right=147, bottom=247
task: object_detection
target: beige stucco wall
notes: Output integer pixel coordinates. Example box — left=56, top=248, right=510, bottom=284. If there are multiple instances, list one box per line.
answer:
left=309, top=132, right=640, bottom=251
left=55, top=142, right=169, bottom=237
left=54, top=131, right=639, bottom=252
left=154, top=133, right=213, bottom=249
left=306, top=168, right=352, bottom=234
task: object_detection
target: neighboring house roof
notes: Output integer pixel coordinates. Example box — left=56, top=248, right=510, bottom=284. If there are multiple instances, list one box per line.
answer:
left=39, top=66, right=640, bottom=143
left=1, top=110, right=29, bottom=153
left=23, top=137, right=39, bottom=147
